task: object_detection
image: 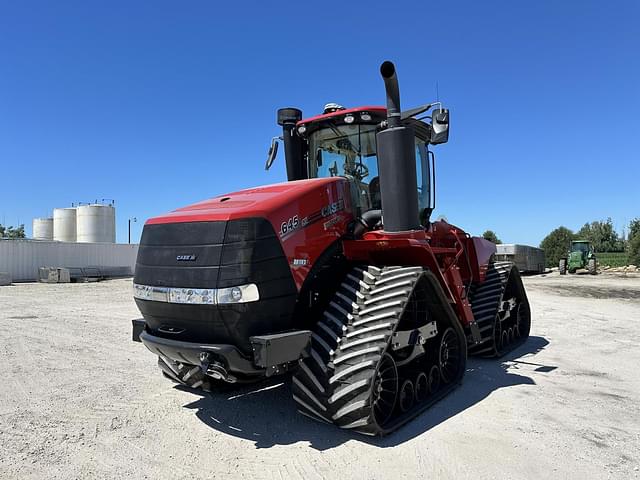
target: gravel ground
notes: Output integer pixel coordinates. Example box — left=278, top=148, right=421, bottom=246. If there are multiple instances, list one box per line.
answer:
left=1, top=272, right=639, bottom=479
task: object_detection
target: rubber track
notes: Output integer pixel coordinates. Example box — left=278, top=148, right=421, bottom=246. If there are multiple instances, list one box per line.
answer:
left=292, top=265, right=425, bottom=435
left=467, top=261, right=527, bottom=357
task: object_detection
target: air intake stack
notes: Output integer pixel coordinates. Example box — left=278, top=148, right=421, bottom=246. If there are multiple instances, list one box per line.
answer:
left=277, top=108, right=305, bottom=181
left=376, top=61, right=421, bottom=232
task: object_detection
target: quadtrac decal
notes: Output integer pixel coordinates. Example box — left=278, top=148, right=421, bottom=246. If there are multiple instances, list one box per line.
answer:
left=279, top=199, right=345, bottom=240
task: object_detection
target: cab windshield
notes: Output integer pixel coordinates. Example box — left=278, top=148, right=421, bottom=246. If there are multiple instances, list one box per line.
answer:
left=572, top=243, right=590, bottom=253
left=307, top=123, right=431, bottom=213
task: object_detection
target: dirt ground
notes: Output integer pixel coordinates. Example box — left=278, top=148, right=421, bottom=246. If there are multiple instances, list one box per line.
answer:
left=1, top=272, right=639, bottom=480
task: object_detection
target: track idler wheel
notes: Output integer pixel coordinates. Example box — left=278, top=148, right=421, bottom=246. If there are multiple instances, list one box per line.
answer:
left=398, top=380, right=415, bottom=413
left=372, top=353, right=399, bottom=426
left=427, top=365, right=441, bottom=394
left=439, top=327, right=463, bottom=384
left=414, top=372, right=429, bottom=403
left=515, top=302, right=531, bottom=340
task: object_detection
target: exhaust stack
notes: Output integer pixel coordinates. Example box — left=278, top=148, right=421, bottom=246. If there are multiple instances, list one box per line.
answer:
left=376, top=61, right=421, bottom=232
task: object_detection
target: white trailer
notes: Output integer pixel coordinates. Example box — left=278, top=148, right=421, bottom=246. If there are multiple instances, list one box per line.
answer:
left=495, top=244, right=545, bottom=274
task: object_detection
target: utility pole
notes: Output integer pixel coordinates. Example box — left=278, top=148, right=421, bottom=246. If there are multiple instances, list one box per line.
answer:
left=128, top=217, right=137, bottom=244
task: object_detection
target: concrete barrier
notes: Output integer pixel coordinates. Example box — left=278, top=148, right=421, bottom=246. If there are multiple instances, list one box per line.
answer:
left=0, top=272, right=11, bottom=286
left=38, top=267, right=71, bottom=283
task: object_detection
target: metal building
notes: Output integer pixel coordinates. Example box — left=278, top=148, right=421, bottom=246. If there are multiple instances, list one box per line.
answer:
left=0, top=239, right=138, bottom=282
left=53, top=207, right=77, bottom=242
left=32, top=218, right=54, bottom=240
left=76, top=204, right=116, bottom=243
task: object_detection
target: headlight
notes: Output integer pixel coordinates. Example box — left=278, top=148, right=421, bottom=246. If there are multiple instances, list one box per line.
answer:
left=216, top=284, right=260, bottom=304
left=133, top=283, right=259, bottom=305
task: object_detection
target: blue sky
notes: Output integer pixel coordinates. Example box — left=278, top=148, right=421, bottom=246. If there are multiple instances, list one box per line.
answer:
left=1, top=1, right=638, bottom=245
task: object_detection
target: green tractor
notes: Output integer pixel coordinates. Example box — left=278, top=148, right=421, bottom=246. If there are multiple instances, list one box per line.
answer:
left=559, top=240, right=597, bottom=275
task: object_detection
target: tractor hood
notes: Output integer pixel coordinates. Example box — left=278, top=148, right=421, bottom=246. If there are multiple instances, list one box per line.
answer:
left=134, top=176, right=355, bottom=352
left=147, top=177, right=343, bottom=225
left=569, top=250, right=585, bottom=263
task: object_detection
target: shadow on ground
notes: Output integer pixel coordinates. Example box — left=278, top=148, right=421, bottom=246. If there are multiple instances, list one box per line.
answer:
left=181, top=336, right=551, bottom=450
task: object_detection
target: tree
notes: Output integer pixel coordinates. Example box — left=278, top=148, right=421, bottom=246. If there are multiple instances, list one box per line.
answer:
left=540, top=226, right=575, bottom=267
left=482, top=230, right=502, bottom=244
left=8, top=224, right=25, bottom=238
left=629, top=234, right=640, bottom=266
left=0, top=224, right=25, bottom=239
left=576, top=218, right=623, bottom=252
left=628, top=218, right=640, bottom=245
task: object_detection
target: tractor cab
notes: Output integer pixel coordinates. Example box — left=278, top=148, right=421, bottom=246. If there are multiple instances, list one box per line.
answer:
left=266, top=101, right=449, bottom=225
left=571, top=240, right=592, bottom=254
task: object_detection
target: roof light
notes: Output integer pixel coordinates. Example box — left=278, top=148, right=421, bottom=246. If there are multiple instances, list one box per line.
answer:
left=344, top=115, right=355, bottom=124
left=297, top=125, right=307, bottom=135
left=360, top=113, right=372, bottom=121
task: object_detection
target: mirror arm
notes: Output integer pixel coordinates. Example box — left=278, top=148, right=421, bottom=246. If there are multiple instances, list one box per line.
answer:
left=400, top=102, right=434, bottom=120
left=428, top=149, right=436, bottom=212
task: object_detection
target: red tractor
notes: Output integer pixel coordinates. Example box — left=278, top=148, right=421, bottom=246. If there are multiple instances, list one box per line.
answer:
left=132, top=61, right=531, bottom=436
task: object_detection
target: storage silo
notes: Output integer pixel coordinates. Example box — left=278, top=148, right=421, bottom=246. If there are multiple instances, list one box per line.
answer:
left=53, top=208, right=77, bottom=242
left=76, top=204, right=116, bottom=243
left=32, top=218, right=54, bottom=240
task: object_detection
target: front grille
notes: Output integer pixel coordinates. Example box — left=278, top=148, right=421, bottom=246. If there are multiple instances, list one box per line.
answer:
left=133, top=218, right=297, bottom=351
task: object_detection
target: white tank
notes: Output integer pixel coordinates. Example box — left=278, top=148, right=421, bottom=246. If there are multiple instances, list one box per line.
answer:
left=53, top=208, right=77, bottom=242
left=32, top=218, right=54, bottom=240
left=76, top=204, right=116, bottom=243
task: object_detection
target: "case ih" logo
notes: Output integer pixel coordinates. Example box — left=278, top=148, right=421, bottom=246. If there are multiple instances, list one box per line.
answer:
left=176, top=254, right=197, bottom=261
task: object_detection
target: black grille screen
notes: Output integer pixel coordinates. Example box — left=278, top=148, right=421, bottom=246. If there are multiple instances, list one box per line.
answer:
left=134, top=219, right=294, bottom=292
left=133, top=218, right=297, bottom=350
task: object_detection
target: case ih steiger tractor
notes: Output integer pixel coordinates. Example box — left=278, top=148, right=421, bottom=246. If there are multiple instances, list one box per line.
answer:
left=132, top=61, right=531, bottom=436
left=559, top=240, right=597, bottom=275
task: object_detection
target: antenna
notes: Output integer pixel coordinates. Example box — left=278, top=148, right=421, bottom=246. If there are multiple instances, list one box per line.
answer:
left=436, top=81, right=440, bottom=103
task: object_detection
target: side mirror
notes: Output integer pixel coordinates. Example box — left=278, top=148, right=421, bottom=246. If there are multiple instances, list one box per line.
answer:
left=430, top=108, right=449, bottom=145
left=265, top=137, right=280, bottom=170
left=315, top=148, right=323, bottom=167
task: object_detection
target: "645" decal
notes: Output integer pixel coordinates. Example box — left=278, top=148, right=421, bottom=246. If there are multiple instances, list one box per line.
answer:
left=280, top=215, right=299, bottom=236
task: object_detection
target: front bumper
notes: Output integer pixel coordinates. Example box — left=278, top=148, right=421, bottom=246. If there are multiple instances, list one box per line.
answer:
left=136, top=328, right=262, bottom=376
left=132, top=319, right=311, bottom=379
